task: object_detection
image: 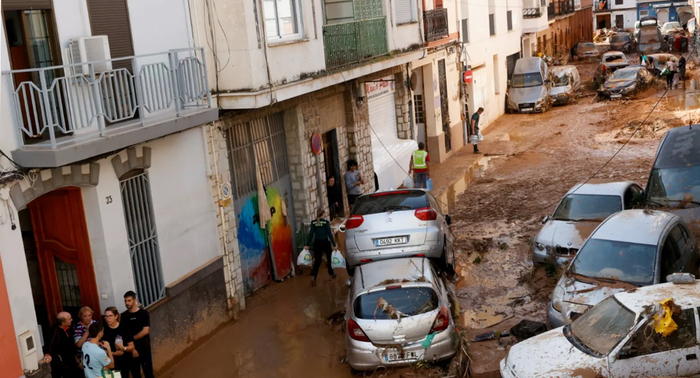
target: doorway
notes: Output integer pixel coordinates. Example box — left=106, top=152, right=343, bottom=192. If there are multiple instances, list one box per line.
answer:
left=437, top=59, right=451, bottom=152
left=322, top=129, right=344, bottom=220
left=597, top=14, right=611, bottom=30
left=19, top=188, right=100, bottom=342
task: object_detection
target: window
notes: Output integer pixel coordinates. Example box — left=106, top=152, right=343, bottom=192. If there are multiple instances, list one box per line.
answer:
left=621, top=309, right=697, bottom=358
left=660, top=236, right=681, bottom=281
left=570, top=297, right=636, bottom=356
left=615, top=14, right=624, bottom=29
left=615, top=0, right=623, bottom=4
left=395, top=0, right=416, bottom=23
left=489, top=13, right=495, bottom=36
left=541, top=0, right=546, bottom=5
left=461, top=18, right=469, bottom=43
left=640, top=10, right=649, bottom=17
left=507, top=10, right=513, bottom=31
left=263, top=0, right=302, bottom=40
left=670, top=224, right=688, bottom=253
left=120, top=171, right=165, bottom=307
left=493, top=55, right=500, bottom=94
left=414, top=94, right=424, bottom=124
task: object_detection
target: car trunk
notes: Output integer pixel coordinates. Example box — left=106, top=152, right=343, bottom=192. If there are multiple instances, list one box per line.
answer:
left=353, top=285, right=440, bottom=344
left=353, top=210, right=428, bottom=251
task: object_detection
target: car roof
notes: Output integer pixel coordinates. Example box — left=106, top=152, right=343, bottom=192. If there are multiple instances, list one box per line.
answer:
left=603, top=51, right=625, bottom=57
left=354, top=257, right=435, bottom=293
left=515, top=57, right=543, bottom=72
left=592, top=209, right=677, bottom=245
left=566, top=180, right=635, bottom=196
left=616, top=280, right=700, bottom=314
left=655, top=125, right=700, bottom=168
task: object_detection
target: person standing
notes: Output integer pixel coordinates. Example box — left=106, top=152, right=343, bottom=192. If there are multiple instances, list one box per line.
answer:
left=122, top=292, right=154, bottom=378
left=344, top=160, right=364, bottom=206
left=44, top=312, right=82, bottom=378
left=304, top=209, right=337, bottom=286
left=81, top=323, right=114, bottom=378
left=102, top=307, right=134, bottom=376
left=470, top=107, right=484, bottom=154
left=665, top=60, right=677, bottom=89
left=679, top=56, right=687, bottom=86
left=408, top=142, right=430, bottom=189
left=73, top=307, right=98, bottom=349
left=326, top=176, right=342, bottom=220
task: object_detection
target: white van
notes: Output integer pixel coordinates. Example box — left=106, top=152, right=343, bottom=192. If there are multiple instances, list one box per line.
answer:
left=506, top=57, right=551, bottom=113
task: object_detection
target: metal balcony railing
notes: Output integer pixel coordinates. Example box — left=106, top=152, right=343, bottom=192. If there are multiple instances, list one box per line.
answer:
left=322, top=18, right=388, bottom=70
left=424, top=8, right=449, bottom=42
left=548, top=3, right=555, bottom=19
left=3, top=48, right=211, bottom=149
left=594, top=0, right=609, bottom=12
left=555, top=0, right=575, bottom=15
left=523, top=7, right=543, bottom=18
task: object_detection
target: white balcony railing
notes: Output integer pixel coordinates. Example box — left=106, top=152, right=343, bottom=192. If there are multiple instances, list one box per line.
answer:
left=2, top=47, right=211, bottom=150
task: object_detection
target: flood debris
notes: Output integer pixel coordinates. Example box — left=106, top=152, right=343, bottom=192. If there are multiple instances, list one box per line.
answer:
left=326, top=310, right=346, bottom=332
left=509, top=320, right=547, bottom=341
left=374, top=297, right=405, bottom=321
left=653, top=298, right=681, bottom=336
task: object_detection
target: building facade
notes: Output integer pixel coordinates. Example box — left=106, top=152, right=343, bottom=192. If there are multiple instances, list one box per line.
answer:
left=594, top=0, right=638, bottom=30
left=541, top=0, right=594, bottom=56
left=637, top=1, right=695, bottom=25
left=460, top=0, right=523, bottom=130
left=523, top=0, right=552, bottom=58
left=0, top=0, right=228, bottom=375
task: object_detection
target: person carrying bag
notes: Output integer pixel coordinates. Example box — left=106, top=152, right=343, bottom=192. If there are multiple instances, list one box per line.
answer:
left=304, top=209, right=337, bottom=286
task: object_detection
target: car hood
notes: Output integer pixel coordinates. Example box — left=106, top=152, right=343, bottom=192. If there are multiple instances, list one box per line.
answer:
left=561, top=275, right=633, bottom=307
left=537, top=220, right=598, bottom=249
left=549, top=85, right=572, bottom=96
left=503, top=328, right=606, bottom=377
left=508, top=86, right=545, bottom=104
left=604, top=79, right=635, bottom=89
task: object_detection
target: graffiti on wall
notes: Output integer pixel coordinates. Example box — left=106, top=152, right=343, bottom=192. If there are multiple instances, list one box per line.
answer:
left=237, top=195, right=271, bottom=295
left=266, top=187, right=293, bottom=279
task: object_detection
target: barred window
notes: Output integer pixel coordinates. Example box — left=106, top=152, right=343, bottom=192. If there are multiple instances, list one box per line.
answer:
left=120, top=171, right=165, bottom=307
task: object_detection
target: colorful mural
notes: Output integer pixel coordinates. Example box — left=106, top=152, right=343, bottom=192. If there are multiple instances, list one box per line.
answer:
left=266, top=187, right=294, bottom=279
left=237, top=195, right=271, bottom=295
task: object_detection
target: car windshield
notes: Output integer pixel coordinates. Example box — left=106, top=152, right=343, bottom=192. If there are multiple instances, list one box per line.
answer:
left=570, top=297, right=636, bottom=356
left=570, top=238, right=657, bottom=286
left=648, top=166, right=700, bottom=206
left=511, top=73, right=543, bottom=88
left=552, top=194, right=622, bottom=221
left=352, top=191, right=428, bottom=215
left=552, top=73, right=570, bottom=86
left=611, top=35, right=630, bottom=42
left=611, top=70, right=637, bottom=80
left=604, top=55, right=626, bottom=63
left=354, top=287, right=438, bottom=319
left=664, top=22, right=680, bottom=30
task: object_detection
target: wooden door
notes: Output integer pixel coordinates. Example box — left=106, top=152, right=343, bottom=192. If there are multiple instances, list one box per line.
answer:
left=28, top=188, right=100, bottom=320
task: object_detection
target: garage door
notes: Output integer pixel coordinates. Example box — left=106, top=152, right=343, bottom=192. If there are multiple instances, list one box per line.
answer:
left=366, top=78, right=416, bottom=191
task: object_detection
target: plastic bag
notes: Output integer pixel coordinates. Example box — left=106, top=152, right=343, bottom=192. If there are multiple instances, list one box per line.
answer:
left=331, top=250, right=346, bottom=269
left=102, top=371, right=122, bottom=378
left=425, top=178, right=434, bottom=191
left=469, top=135, right=479, bottom=145
left=297, top=248, right=313, bottom=267
left=654, top=298, right=679, bottom=337
left=403, top=176, right=415, bottom=189
left=478, top=131, right=484, bottom=141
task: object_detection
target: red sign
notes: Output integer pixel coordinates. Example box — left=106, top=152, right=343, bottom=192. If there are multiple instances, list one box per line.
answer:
left=463, top=70, right=473, bottom=84
left=310, top=133, right=322, bottom=155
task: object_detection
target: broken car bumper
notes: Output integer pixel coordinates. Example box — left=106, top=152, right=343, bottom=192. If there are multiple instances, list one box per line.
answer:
left=547, top=302, right=568, bottom=329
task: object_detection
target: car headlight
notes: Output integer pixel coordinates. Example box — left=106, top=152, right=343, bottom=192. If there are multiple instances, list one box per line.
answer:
left=535, top=242, right=546, bottom=251
left=552, top=284, right=564, bottom=313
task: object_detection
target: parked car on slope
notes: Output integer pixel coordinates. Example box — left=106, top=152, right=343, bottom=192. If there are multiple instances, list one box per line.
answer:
left=502, top=276, right=700, bottom=378
left=609, top=32, right=636, bottom=53
left=345, top=257, right=457, bottom=371
left=532, top=181, right=644, bottom=267
left=594, top=51, right=629, bottom=85
left=598, top=66, right=654, bottom=99
left=342, top=189, right=455, bottom=275
left=646, top=53, right=678, bottom=76
left=575, top=42, right=601, bottom=60
left=506, top=57, right=551, bottom=114
left=548, top=65, right=581, bottom=105
left=548, top=209, right=699, bottom=329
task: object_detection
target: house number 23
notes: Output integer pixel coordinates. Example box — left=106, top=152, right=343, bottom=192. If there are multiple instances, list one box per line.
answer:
left=106, top=196, right=113, bottom=204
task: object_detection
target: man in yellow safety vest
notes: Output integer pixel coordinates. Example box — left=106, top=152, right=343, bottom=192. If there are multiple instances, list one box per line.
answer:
left=408, top=142, right=430, bottom=189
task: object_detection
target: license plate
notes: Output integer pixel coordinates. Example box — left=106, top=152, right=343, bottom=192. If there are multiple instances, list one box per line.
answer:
left=521, top=108, right=533, bottom=112
left=384, top=350, right=421, bottom=362
left=611, top=94, right=622, bottom=99
left=375, top=237, right=407, bottom=246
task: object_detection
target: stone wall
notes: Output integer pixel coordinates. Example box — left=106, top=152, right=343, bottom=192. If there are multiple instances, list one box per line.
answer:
left=394, top=70, right=413, bottom=140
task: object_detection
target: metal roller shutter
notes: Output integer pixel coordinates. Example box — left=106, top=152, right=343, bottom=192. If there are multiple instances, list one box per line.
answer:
left=86, top=0, right=135, bottom=70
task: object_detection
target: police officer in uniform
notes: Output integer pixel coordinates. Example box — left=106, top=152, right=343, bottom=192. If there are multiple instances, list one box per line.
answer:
left=305, top=209, right=337, bottom=285
left=409, top=142, right=430, bottom=189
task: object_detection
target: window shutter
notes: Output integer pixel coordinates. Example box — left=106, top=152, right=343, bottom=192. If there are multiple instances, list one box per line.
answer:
left=2, top=1, right=51, bottom=10
left=395, top=0, right=413, bottom=24
left=461, top=19, right=469, bottom=42
left=86, top=0, right=135, bottom=71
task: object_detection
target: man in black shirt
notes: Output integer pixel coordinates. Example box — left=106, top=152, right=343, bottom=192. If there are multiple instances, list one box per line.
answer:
left=326, top=176, right=343, bottom=220
left=122, top=291, right=153, bottom=378
left=470, top=107, right=484, bottom=154
left=43, top=311, right=82, bottom=378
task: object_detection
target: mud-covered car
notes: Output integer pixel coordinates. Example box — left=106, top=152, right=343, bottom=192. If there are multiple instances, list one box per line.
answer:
left=594, top=51, right=629, bottom=85
left=638, top=20, right=667, bottom=53
left=598, top=66, right=654, bottom=99
left=661, top=21, right=683, bottom=37
left=575, top=42, right=600, bottom=60
left=503, top=276, right=700, bottom=378
left=646, top=53, right=679, bottom=76
left=548, top=65, right=581, bottom=105
left=548, top=210, right=699, bottom=329
left=609, top=32, right=636, bottom=53
left=345, top=257, right=457, bottom=371
left=532, top=181, right=644, bottom=267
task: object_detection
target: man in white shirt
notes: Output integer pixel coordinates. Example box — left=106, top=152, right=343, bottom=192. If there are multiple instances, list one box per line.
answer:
left=82, top=322, right=115, bottom=378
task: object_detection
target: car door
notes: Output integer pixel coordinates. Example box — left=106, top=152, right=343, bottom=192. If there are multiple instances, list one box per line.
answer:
left=623, top=185, right=645, bottom=209
left=608, top=308, right=700, bottom=377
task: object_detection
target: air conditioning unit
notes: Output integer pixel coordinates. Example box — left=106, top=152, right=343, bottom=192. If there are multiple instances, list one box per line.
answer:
left=19, top=330, right=38, bottom=371
left=65, top=35, right=112, bottom=76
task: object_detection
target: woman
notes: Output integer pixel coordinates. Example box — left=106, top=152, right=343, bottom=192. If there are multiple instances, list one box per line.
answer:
left=304, top=209, right=337, bottom=286
left=102, top=307, right=135, bottom=375
left=73, top=306, right=97, bottom=349
left=344, top=160, right=363, bottom=206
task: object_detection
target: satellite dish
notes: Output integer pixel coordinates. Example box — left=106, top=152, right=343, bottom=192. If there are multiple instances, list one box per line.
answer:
left=410, top=72, right=418, bottom=91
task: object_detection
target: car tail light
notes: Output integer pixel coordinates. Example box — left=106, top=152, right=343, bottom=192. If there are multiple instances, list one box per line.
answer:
left=360, top=259, right=373, bottom=263
left=415, top=207, right=438, bottom=221
left=370, top=190, right=410, bottom=197
left=414, top=254, right=426, bottom=257
left=431, top=307, right=449, bottom=333
left=346, top=215, right=364, bottom=229
left=348, top=318, right=370, bottom=342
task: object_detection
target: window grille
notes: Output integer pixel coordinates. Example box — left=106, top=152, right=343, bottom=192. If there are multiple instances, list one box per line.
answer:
left=120, top=172, right=165, bottom=307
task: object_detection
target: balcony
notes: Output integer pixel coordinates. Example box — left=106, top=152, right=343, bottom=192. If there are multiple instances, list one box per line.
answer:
left=322, top=18, right=389, bottom=70
left=548, top=3, right=555, bottom=19
left=3, top=48, right=217, bottom=168
left=424, top=8, right=449, bottom=42
left=523, top=7, right=543, bottom=18
left=555, top=0, right=576, bottom=16
left=594, top=0, right=610, bottom=12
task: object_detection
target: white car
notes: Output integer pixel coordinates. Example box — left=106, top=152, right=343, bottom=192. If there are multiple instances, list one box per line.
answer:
left=501, top=275, right=700, bottom=378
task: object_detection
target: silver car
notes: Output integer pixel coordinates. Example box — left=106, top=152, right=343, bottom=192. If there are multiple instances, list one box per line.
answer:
left=345, top=257, right=458, bottom=371
left=548, top=210, right=700, bottom=329
left=533, top=181, right=644, bottom=267
left=342, top=189, right=455, bottom=275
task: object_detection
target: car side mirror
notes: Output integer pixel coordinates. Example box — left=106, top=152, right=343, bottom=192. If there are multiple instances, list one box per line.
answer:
left=507, top=79, right=511, bottom=86
left=445, top=214, right=452, bottom=225
left=618, top=345, right=637, bottom=360
left=339, top=225, right=346, bottom=233
left=542, top=216, right=549, bottom=224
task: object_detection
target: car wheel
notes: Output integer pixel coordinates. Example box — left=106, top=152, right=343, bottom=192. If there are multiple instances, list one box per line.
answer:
left=347, top=266, right=355, bottom=277
left=441, top=243, right=456, bottom=276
